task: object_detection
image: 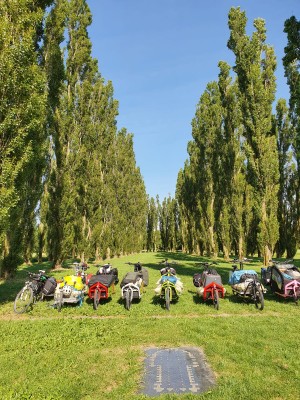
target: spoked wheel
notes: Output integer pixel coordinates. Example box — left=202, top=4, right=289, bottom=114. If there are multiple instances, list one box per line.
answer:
left=93, top=288, right=100, bottom=310
left=125, top=289, right=132, bottom=310
left=56, top=292, right=63, bottom=312
left=213, top=288, right=219, bottom=310
left=254, top=287, right=264, bottom=310
left=293, top=293, right=299, bottom=306
left=165, top=287, right=171, bottom=311
left=14, top=287, right=33, bottom=314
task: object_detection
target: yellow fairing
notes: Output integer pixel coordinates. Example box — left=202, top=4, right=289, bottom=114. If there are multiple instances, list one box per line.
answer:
left=62, top=275, right=84, bottom=290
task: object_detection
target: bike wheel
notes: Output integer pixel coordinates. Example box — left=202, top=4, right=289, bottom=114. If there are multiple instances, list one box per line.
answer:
left=165, top=287, right=171, bottom=311
left=213, top=288, right=219, bottom=310
left=255, top=287, right=264, bottom=310
left=56, top=292, right=63, bottom=312
left=93, top=288, right=100, bottom=310
left=14, top=287, right=33, bottom=314
left=125, top=289, right=131, bottom=310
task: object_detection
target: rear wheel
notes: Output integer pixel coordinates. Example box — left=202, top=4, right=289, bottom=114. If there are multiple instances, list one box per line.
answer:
left=165, top=287, right=171, bottom=311
left=93, top=288, right=100, bottom=310
left=14, top=286, right=33, bottom=314
left=254, top=286, right=264, bottom=310
left=213, top=288, right=219, bottom=310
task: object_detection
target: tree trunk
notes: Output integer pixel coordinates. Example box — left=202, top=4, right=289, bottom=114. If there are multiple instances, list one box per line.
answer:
left=238, top=236, right=244, bottom=260
left=263, top=244, right=272, bottom=267
left=223, top=244, right=230, bottom=261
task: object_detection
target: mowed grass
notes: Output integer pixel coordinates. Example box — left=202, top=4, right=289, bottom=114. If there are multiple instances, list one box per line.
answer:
left=0, top=251, right=299, bottom=400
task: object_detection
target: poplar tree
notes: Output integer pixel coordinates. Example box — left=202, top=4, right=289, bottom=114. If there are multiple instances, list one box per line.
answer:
left=146, top=197, right=159, bottom=252
left=0, top=0, right=51, bottom=275
left=41, top=0, right=67, bottom=266
left=228, top=7, right=279, bottom=265
left=176, top=165, right=201, bottom=254
left=282, top=16, right=300, bottom=244
left=191, top=81, right=222, bottom=257
left=274, top=99, right=297, bottom=257
left=40, top=0, right=147, bottom=263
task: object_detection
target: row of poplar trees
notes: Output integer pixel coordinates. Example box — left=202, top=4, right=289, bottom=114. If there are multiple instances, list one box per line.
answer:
left=0, top=0, right=148, bottom=277
left=176, top=8, right=300, bottom=265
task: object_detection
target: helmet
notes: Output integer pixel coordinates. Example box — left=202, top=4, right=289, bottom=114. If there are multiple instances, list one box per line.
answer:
left=63, top=285, right=72, bottom=297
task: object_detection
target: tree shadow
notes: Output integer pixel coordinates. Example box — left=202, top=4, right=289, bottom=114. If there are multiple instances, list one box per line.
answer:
left=150, top=294, right=179, bottom=310
left=0, top=261, right=55, bottom=304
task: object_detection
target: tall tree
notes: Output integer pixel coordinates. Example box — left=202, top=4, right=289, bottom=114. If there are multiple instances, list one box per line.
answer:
left=0, top=0, right=51, bottom=276
left=282, top=16, right=300, bottom=245
left=228, top=7, right=279, bottom=265
left=191, top=81, right=222, bottom=257
left=274, top=99, right=297, bottom=257
left=217, top=61, right=244, bottom=259
left=146, top=196, right=159, bottom=252
left=41, top=0, right=67, bottom=266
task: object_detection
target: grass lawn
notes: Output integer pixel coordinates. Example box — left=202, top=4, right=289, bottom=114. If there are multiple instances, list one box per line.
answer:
left=0, top=252, right=299, bottom=400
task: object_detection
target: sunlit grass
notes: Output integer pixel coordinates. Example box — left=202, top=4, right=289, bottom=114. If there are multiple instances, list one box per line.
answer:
left=0, top=251, right=299, bottom=399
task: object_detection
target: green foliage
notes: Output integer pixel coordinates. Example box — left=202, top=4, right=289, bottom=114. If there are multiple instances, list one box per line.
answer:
left=0, top=0, right=49, bottom=276
left=228, top=7, right=279, bottom=265
left=283, top=16, right=300, bottom=247
left=39, top=0, right=148, bottom=265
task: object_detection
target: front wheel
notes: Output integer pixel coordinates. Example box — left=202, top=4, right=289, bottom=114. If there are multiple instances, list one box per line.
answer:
left=254, top=286, right=264, bottom=310
left=165, top=287, right=171, bottom=311
left=125, top=289, right=131, bottom=310
left=293, top=292, right=298, bottom=305
left=93, top=288, right=100, bottom=310
left=213, top=288, right=219, bottom=310
left=56, top=292, right=63, bottom=312
left=14, top=286, right=33, bottom=314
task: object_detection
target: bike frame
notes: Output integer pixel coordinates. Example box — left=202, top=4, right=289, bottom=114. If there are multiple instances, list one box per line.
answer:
left=88, top=281, right=109, bottom=301
left=160, top=276, right=178, bottom=301
left=276, top=279, right=300, bottom=299
left=203, top=282, right=224, bottom=301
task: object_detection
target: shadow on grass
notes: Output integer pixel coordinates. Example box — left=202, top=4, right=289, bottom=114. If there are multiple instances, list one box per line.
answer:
left=151, top=294, right=179, bottom=310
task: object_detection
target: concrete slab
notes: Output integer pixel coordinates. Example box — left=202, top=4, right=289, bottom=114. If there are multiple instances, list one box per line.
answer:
left=140, top=347, right=216, bottom=396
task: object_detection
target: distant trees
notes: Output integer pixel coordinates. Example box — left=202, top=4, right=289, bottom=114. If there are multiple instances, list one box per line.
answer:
left=175, top=7, right=299, bottom=264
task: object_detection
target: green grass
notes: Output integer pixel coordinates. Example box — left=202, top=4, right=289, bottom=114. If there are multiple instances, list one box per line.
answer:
left=0, top=252, right=299, bottom=399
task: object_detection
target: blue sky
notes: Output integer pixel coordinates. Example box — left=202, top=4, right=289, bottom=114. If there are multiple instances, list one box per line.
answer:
left=87, top=0, right=299, bottom=200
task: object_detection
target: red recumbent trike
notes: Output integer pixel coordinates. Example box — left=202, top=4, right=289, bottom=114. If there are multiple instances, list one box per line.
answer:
left=193, top=262, right=225, bottom=310
left=86, top=264, right=119, bottom=310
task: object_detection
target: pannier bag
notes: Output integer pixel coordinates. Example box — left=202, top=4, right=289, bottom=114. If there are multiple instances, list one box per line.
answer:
left=141, top=268, right=149, bottom=286
left=42, top=277, right=57, bottom=295
left=160, top=267, right=176, bottom=276
left=97, top=264, right=112, bottom=274
left=193, top=273, right=202, bottom=287
left=261, top=267, right=271, bottom=285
